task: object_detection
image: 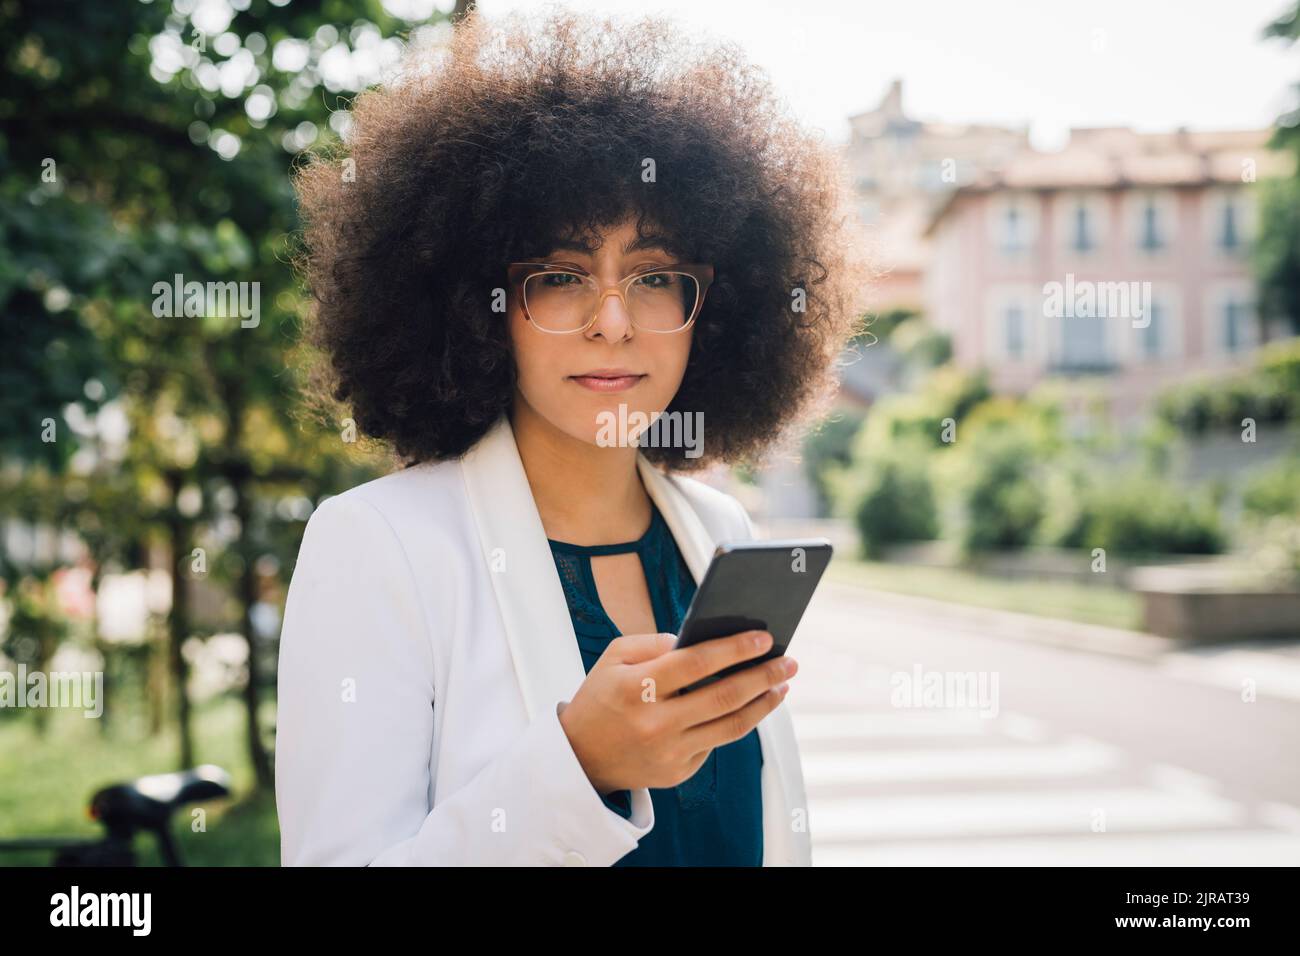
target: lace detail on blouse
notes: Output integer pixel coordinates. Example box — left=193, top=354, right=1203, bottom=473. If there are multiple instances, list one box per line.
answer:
left=547, top=504, right=696, bottom=645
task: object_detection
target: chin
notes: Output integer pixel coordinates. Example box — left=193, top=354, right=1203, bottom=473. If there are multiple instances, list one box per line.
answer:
left=557, top=403, right=660, bottom=452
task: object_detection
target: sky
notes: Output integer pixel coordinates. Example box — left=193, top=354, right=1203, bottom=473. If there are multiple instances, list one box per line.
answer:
left=470, top=0, right=1299, bottom=150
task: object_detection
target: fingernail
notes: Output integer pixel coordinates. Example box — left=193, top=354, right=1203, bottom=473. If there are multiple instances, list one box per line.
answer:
left=782, top=657, right=797, bottom=676
left=752, top=631, right=769, bottom=650
left=775, top=682, right=789, bottom=696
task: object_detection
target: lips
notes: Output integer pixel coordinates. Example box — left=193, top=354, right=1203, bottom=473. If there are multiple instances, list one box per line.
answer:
left=567, top=369, right=646, bottom=392
left=569, top=375, right=645, bottom=392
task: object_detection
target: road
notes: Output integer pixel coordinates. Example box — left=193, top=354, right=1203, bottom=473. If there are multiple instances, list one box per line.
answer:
left=787, top=582, right=1300, bottom=865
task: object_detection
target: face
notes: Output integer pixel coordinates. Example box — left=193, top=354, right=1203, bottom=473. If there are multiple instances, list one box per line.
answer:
left=507, top=217, right=696, bottom=450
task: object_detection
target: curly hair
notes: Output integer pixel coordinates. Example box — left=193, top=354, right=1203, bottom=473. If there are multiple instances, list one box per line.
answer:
left=295, top=4, right=870, bottom=471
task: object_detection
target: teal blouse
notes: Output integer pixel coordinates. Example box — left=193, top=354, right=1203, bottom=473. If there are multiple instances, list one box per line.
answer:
left=547, top=501, right=764, bottom=866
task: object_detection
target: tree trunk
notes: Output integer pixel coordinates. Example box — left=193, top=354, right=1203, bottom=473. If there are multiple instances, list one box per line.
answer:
left=166, top=471, right=194, bottom=769
left=234, top=476, right=273, bottom=789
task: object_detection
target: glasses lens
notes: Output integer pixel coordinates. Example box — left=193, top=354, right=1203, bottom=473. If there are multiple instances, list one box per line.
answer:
left=627, top=272, right=698, bottom=331
left=523, top=271, right=596, bottom=332
left=522, top=270, right=699, bottom=332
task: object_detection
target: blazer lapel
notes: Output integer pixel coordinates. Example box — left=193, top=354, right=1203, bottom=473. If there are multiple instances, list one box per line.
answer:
left=459, top=415, right=585, bottom=723
left=460, top=415, right=802, bottom=864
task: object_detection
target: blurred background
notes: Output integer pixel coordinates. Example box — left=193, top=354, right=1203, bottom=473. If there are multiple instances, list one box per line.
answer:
left=2, top=0, right=1298, bottom=866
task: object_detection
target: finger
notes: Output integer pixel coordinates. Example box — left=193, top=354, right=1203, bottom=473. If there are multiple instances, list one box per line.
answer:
left=602, top=632, right=678, bottom=666
left=682, top=680, right=790, bottom=755
left=669, top=655, right=797, bottom=729
left=650, top=629, right=774, bottom=695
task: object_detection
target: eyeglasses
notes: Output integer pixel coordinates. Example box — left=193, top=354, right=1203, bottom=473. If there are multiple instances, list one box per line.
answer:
left=506, top=261, right=714, bottom=334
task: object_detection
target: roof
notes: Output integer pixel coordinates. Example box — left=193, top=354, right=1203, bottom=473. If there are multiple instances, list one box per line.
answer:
left=923, top=126, right=1292, bottom=235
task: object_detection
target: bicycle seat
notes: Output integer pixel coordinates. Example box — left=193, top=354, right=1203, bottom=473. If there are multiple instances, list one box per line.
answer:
left=90, top=764, right=232, bottom=832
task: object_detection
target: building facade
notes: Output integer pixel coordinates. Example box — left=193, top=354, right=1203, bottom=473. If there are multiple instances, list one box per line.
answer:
left=923, top=127, right=1291, bottom=413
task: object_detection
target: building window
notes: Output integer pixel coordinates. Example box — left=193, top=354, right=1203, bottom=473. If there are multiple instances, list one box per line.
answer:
left=1072, top=204, right=1094, bottom=252
left=1130, top=191, right=1175, bottom=255
left=1140, top=300, right=1163, bottom=360
left=1209, top=190, right=1252, bottom=256
left=1001, top=205, right=1025, bottom=253
left=1060, top=193, right=1104, bottom=255
left=1219, top=202, right=1239, bottom=252
left=1005, top=303, right=1025, bottom=359
left=991, top=194, right=1038, bottom=256
left=1223, top=296, right=1249, bottom=352
left=1060, top=314, right=1108, bottom=369
left=1139, top=201, right=1163, bottom=251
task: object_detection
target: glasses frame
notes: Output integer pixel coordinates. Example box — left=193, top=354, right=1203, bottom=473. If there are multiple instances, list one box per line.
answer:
left=506, top=261, right=715, bottom=335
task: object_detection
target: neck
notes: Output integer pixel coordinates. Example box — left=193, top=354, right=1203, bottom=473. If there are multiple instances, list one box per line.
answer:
left=508, top=393, right=652, bottom=545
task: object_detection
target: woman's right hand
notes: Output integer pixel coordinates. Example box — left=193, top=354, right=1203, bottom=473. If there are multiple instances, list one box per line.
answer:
left=557, top=629, right=797, bottom=795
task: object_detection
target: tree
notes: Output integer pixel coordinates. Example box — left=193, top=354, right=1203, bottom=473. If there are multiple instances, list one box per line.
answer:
left=0, top=0, right=460, bottom=786
left=1258, top=1, right=1300, bottom=335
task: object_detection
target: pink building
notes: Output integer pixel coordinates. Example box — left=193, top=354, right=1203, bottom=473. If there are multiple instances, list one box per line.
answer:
left=923, top=127, right=1293, bottom=414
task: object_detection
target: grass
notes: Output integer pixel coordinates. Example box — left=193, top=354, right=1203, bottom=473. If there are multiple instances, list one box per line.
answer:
left=0, top=694, right=279, bottom=866
left=827, top=557, right=1143, bottom=630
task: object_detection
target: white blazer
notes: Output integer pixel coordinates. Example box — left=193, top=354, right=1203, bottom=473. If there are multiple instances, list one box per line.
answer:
left=274, top=414, right=811, bottom=866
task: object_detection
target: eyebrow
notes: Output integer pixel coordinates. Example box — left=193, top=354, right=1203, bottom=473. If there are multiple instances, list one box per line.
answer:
left=547, top=233, right=676, bottom=257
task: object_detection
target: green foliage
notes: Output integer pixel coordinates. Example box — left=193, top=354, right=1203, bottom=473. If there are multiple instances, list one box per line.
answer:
left=1047, top=472, right=1226, bottom=556
left=854, top=307, right=951, bottom=374
left=858, top=365, right=992, bottom=449
left=831, top=367, right=1065, bottom=555
left=950, top=426, right=1046, bottom=553
left=1155, top=338, right=1300, bottom=434
left=1242, top=455, right=1300, bottom=518
left=838, top=439, right=939, bottom=558
left=856, top=307, right=919, bottom=345
left=0, top=192, right=117, bottom=467
left=0, top=0, right=440, bottom=790
left=801, top=409, right=865, bottom=516
left=1255, top=176, right=1300, bottom=335
left=1250, top=515, right=1300, bottom=579
left=963, top=393, right=1066, bottom=454
left=1258, top=2, right=1300, bottom=333
left=1259, top=335, right=1300, bottom=393
left=0, top=0, right=414, bottom=543
left=836, top=357, right=1242, bottom=558
left=889, top=318, right=953, bottom=369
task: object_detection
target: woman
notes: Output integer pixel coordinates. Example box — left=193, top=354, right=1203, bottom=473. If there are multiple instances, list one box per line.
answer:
left=275, top=6, right=868, bottom=866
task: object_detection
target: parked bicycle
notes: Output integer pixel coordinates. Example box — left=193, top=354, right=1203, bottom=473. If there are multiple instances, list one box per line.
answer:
left=0, top=765, right=232, bottom=866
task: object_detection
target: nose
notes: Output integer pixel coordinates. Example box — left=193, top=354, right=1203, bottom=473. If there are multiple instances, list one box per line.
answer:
left=584, top=289, right=634, bottom=342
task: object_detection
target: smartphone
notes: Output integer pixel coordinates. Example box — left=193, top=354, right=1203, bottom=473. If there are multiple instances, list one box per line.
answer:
left=673, top=538, right=833, bottom=694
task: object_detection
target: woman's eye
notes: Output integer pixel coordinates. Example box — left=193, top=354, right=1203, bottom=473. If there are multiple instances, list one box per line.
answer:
left=540, top=272, right=582, bottom=287
left=634, top=272, right=673, bottom=289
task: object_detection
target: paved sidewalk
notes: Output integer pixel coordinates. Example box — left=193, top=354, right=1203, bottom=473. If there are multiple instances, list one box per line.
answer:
left=824, top=579, right=1180, bottom=661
